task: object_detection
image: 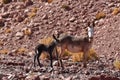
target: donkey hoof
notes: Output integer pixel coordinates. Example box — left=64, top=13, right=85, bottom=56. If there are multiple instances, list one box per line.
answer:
left=83, top=64, right=87, bottom=68
left=39, top=64, right=44, bottom=68
left=48, top=67, right=54, bottom=72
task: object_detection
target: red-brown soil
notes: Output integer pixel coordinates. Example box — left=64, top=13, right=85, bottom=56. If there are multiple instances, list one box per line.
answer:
left=0, top=0, right=120, bottom=80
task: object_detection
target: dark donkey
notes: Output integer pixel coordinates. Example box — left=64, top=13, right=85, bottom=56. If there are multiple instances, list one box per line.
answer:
left=34, top=35, right=59, bottom=69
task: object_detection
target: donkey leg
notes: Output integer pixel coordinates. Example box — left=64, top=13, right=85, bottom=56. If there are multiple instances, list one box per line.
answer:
left=34, top=54, right=37, bottom=67
left=54, top=47, right=60, bottom=67
left=37, top=52, right=42, bottom=68
left=83, top=49, right=88, bottom=68
left=49, top=52, right=53, bottom=68
left=34, top=48, right=39, bottom=67
left=59, top=47, right=64, bottom=69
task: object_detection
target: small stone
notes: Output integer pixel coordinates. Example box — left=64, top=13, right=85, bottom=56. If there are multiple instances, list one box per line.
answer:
left=40, top=75, right=50, bottom=80
left=23, top=28, right=32, bottom=36
left=16, top=4, right=25, bottom=9
left=15, top=32, right=24, bottom=39
left=42, top=14, right=48, bottom=19
left=0, top=18, right=5, bottom=27
left=56, top=21, right=62, bottom=26
left=69, top=17, right=75, bottom=22
left=1, top=12, right=10, bottom=18
left=28, top=52, right=33, bottom=56
left=59, top=74, right=64, bottom=80
left=41, top=0, right=47, bottom=2
left=25, top=0, right=33, bottom=6
left=2, top=77, right=8, bottom=80
left=68, top=27, right=73, bottom=31
left=24, top=9, right=30, bottom=13
left=98, top=64, right=105, bottom=70
left=53, top=61, right=59, bottom=66
left=64, top=76, right=72, bottom=80
left=94, top=70, right=101, bottom=75
left=25, top=75, right=40, bottom=80
left=0, top=3, right=3, bottom=7
left=99, top=54, right=105, bottom=58
left=108, top=3, right=114, bottom=7
left=54, top=70, right=59, bottom=74
left=72, top=75, right=80, bottom=80
left=40, top=67, right=47, bottom=72
left=1, top=7, right=8, bottom=13
left=16, top=16, right=24, bottom=22
left=65, top=22, right=69, bottom=26
left=85, top=70, right=90, bottom=75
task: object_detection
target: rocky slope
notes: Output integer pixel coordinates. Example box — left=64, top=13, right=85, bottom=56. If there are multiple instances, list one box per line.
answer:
left=0, top=0, right=120, bottom=80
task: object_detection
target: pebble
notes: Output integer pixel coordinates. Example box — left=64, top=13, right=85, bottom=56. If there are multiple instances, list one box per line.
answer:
left=85, top=70, right=90, bottom=75
left=0, top=18, right=5, bottom=27
left=94, top=70, right=101, bottom=75
left=53, top=61, right=59, bottom=66
left=16, top=15, right=24, bottom=22
left=15, top=32, right=24, bottom=39
left=25, top=0, right=33, bottom=6
left=64, top=76, right=73, bottom=80
left=24, top=9, right=30, bottom=13
left=1, top=12, right=10, bottom=18
left=40, top=75, right=50, bottom=80
left=69, top=17, right=76, bottom=22
left=16, top=4, right=25, bottom=9
left=25, top=74, right=40, bottom=80
left=108, top=3, right=114, bottom=7
left=1, top=7, right=8, bottom=13
left=42, top=14, right=48, bottom=19
left=28, top=52, right=34, bottom=56
left=72, top=75, right=80, bottom=80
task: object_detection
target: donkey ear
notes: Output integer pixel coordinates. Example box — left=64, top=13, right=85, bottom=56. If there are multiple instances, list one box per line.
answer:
left=87, top=22, right=94, bottom=38
left=52, top=34, right=60, bottom=42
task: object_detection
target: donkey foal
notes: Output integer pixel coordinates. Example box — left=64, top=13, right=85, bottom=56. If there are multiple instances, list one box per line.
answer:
left=34, top=39, right=58, bottom=69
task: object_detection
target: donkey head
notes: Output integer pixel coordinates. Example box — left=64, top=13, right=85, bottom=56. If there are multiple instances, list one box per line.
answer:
left=87, top=21, right=94, bottom=42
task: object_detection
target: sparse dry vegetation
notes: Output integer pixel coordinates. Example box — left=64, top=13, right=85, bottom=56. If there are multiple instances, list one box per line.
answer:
left=112, top=8, right=119, bottom=15
left=0, top=49, right=9, bottom=54
left=16, top=47, right=27, bottom=54
left=71, top=52, right=83, bottom=62
left=47, top=0, right=53, bottom=3
left=40, top=52, right=49, bottom=60
left=23, top=28, right=32, bottom=36
left=4, top=28, right=11, bottom=33
left=0, top=40, right=4, bottom=46
left=27, top=7, right=38, bottom=19
left=38, top=37, right=53, bottom=45
left=31, top=7, right=38, bottom=13
left=1, top=0, right=12, bottom=4
left=0, top=0, right=120, bottom=79
left=95, top=11, right=106, bottom=20
left=28, top=12, right=36, bottom=18
left=61, top=4, right=71, bottom=10
left=70, top=48, right=98, bottom=62
left=113, top=59, right=120, bottom=70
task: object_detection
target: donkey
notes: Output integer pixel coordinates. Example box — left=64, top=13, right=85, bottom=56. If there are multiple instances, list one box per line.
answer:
left=34, top=37, right=59, bottom=69
left=53, top=22, right=94, bottom=68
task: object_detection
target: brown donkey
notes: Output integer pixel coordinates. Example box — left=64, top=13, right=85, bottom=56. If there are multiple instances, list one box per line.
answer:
left=53, top=22, right=95, bottom=68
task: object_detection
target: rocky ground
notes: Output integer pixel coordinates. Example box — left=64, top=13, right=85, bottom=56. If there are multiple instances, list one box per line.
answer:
left=0, top=0, right=120, bottom=80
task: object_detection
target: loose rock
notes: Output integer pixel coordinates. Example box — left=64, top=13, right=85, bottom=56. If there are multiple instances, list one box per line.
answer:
left=69, top=17, right=75, bottom=22
left=25, top=0, right=33, bottom=6
left=15, top=32, right=24, bottom=39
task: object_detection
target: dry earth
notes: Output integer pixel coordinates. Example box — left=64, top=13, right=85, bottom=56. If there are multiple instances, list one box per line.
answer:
left=0, top=0, right=120, bottom=80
